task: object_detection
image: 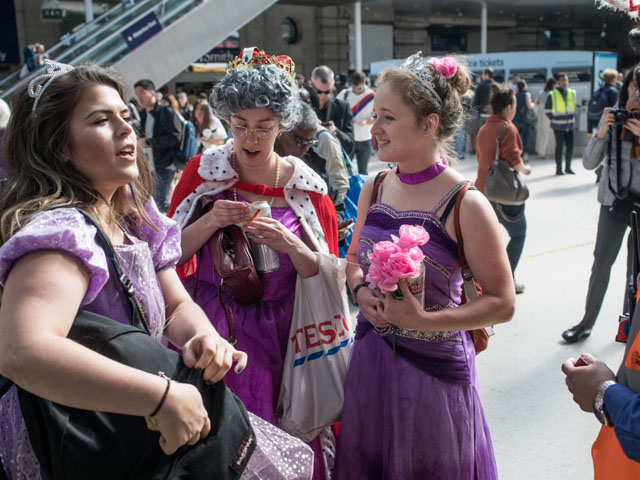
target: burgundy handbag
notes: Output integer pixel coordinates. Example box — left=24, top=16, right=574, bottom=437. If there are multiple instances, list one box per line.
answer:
left=208, top=225, right=264, bottom=305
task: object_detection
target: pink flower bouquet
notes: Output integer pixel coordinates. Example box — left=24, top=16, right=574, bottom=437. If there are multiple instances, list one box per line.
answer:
left=366, top=225, right=430, bottom=300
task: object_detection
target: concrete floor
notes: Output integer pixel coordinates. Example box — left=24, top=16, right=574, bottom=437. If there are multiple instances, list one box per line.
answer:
left=358, top=152, right=628, bottom=479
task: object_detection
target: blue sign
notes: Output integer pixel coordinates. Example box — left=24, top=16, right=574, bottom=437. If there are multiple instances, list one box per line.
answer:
left=121, top=11, right=163, bottom=52
left=0, top=0, right=20, bottom=64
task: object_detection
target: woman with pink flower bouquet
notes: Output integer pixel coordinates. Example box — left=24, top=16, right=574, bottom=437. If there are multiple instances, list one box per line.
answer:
left=333, top=53, right=516, bottom=479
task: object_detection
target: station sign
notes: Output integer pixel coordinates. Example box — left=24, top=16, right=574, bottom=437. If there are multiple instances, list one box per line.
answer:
left=121, top=11, right=163, bottom=52
left=41, top=7, right=66, bottom=21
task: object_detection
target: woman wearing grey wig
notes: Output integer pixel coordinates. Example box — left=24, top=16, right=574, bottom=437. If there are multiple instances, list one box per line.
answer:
left=168, top=47, right=339, bottom=480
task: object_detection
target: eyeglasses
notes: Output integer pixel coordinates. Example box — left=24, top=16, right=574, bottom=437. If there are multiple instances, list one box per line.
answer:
left=314, top=87, right=331, bottom=95
left=230, top=124, right=277, bottom=138
left=291, top=132, right=318, bottom=148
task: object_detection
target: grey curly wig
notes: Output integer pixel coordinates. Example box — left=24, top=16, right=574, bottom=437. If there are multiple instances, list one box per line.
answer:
left=210, top=65, right=302, bottom=130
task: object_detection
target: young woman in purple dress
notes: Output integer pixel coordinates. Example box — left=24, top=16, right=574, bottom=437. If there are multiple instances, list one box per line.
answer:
left=334, top=54, right=516, bottom=479
left=0, top=62, right=313, bottom=480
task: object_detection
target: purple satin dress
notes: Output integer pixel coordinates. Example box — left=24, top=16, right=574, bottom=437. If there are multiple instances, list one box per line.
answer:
left=182, top=192, right=326, bottom=480
left=334, top=181, right=497, bottom=480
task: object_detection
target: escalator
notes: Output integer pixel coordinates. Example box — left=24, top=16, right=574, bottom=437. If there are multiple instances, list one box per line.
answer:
left=0, top=0, right=278, bottom=101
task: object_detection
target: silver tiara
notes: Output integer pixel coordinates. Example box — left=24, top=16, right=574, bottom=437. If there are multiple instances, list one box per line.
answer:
left=399, top=51, right=442, bottom=106
left=28, top=60, right=75, bottom=117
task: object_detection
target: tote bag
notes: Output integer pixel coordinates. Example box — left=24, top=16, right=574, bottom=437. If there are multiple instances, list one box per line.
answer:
left=276, top=253, right=353, bottom=442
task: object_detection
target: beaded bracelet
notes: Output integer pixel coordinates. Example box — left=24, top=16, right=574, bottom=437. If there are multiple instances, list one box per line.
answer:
left=145, top=372, right=170, bottom=431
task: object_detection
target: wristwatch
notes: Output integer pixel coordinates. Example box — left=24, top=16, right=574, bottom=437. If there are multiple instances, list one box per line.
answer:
left=593, top=380, right=616, bottom=426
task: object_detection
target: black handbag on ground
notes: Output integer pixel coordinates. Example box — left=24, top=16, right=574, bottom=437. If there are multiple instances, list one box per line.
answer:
left=484, top=123, right=530, bottom=206
left=0, top=210, right=255, bottom=480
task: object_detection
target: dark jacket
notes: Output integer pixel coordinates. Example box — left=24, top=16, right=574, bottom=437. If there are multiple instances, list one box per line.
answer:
left=473, top=79, right=493, bottom=113
left=139, top=103, right=182, bottom=170
left=304, top=146, right=345, bottom=222
left=316, top=97, right=355, bottom=158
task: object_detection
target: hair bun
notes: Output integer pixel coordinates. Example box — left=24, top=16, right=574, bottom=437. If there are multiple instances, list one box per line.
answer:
left=450, top=66, right=470, bottom=96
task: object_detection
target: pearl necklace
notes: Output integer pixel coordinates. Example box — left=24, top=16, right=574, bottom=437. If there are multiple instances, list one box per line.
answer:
left=230, top=151, right=281, bottom=205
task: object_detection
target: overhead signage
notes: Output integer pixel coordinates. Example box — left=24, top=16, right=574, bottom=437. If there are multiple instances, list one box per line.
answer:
left=121, top=11, right=163, bottom=52
left=41, top=7, right=66, bottom=21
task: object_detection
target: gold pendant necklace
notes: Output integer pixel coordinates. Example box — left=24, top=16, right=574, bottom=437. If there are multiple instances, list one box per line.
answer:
left=230, top=151, right=280, bottom=205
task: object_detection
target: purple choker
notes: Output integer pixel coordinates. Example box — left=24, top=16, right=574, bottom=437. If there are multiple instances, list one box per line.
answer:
left=396, top=157, right=448, bottom=185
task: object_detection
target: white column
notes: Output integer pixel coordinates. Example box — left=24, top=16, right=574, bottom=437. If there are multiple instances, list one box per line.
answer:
left=85, top=0, right=94, bottom=23
left=354, top=1, right=362, bottom=72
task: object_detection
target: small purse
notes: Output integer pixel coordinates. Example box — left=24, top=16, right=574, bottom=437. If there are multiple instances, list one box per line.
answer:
left=524, top=108, right=538, bottom=125
left=209, top=224, right=264, bottom=305
left=484, top=123, right=529, bottom=206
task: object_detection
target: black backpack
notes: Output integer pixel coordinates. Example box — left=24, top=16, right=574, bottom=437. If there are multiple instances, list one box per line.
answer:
left=0, top=210, right=255, bottom=480
left=588, top=86, right=615, bottom=121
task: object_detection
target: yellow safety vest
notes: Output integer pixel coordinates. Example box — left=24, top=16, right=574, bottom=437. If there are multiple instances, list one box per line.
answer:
left=550, top=88, right=577, bottom=130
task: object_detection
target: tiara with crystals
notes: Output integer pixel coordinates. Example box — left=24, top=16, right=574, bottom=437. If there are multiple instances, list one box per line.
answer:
left=28, top=60, right=75, bottom=117
left=399, top=51, right=442, bottom=106
left=228, top=47, right=295, bottom=83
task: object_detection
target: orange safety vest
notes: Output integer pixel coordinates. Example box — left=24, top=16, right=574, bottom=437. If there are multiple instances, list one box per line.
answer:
left=592, top=325, right=640, bottom=478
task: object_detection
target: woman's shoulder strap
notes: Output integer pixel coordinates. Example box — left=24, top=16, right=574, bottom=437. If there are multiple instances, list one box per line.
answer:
left=369, top=169, right=391, bottom=205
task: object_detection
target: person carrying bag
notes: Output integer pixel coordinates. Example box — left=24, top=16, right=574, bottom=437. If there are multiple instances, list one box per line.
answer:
left=476, top=83, right=532, bottom=294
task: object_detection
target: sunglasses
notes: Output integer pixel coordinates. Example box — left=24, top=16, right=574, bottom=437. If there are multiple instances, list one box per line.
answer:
left=314, top=87, right=331, bottom=95
left=291, top=132, right=318, bottom=148
left=352, top=86, right=365, bottom=94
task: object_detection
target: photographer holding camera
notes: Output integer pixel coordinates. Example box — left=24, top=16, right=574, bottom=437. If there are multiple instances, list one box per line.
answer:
left=562, top=68, right=640, bottom=343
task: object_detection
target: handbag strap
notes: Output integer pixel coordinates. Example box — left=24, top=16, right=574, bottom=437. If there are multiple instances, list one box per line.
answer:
left=77, top=210, right=148, bottom=334
left=370, top=169, right=391, bottom=205
left=492, top=123, right=508, bottom=165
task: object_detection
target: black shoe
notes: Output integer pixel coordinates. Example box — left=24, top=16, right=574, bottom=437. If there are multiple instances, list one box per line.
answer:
left=561, top=325, right=592, bottom=343
left=556, top=170, right=564, bottom=176
left=565, top=169, right=575, bottom=174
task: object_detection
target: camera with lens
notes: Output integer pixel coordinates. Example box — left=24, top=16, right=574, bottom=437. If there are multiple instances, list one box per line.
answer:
left=613, top=108, right=630, bottom=125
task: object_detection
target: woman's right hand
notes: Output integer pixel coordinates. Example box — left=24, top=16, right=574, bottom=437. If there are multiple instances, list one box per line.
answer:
left=206, top=199, right=250, bottom=230
left=597, top=108, right=615, bottom=140
left=357, top=286, right=389, bottom=329
left=154, top=381, right=211, bottom=455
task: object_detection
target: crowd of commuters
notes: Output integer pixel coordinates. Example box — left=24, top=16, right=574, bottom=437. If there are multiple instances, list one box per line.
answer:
left=1, top=40, right=640, bottom=479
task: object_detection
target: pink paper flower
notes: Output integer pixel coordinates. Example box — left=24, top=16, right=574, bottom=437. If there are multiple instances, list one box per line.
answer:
left=366, top=262, right=399, bottom=293
left=394, top=225, right=430, bottom=250
left=429, top=57, right=458, bottom=79
left=407, top=246, right=425, bottom=263
left=369, top=240, right=402, bottom=264
left=387, top=252, right=423, bottom=279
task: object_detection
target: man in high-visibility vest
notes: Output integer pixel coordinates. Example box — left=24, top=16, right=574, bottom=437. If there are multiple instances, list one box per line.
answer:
left=546, top=74, right=578, bottom=175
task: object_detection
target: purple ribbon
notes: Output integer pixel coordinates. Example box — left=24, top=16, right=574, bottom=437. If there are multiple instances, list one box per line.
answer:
left=396, top=157, right=448, bottom=185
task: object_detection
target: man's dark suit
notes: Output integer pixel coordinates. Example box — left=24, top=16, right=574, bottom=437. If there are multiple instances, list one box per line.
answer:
left=316, top=97, right=355, bottom=158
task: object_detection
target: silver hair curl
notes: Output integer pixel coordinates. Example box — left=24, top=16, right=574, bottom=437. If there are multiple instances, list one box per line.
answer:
left=296, top=102, right=319, bottom=132
left=210, top=65, right=302, bottom=130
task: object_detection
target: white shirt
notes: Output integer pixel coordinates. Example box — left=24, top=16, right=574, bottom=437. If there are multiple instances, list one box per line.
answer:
left=337, top=86, right=375, bottom=142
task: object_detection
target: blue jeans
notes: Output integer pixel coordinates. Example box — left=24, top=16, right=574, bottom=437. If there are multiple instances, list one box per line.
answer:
left=492, top=202, right=527, bottom=275
left=353, top=140, right=372, bottom=175
left=455, top=124, right=466, bottom=158
left=514, top=121, right=529, bottom=155
left=153, top=167, right=175, bottom=213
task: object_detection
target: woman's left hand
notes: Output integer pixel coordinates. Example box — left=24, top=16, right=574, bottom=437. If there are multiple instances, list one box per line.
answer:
left=182, top=333, right=248, bottom=383
left=625, top=117, right=640, bottom=137
left=380, top=280, right=428, bottom=331
left=242, top=217, right=304, bottom=255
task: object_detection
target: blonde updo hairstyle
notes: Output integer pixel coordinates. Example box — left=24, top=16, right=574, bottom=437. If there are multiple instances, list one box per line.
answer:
left=377, top=56, right=471, bottom=157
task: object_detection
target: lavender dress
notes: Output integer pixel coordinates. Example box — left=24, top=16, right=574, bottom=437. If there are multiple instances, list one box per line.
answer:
left=334, top=181, right=497, bottom=480
left=182, top=191, right=326, bottom=480
left=0, top=204, right=179, bottom=480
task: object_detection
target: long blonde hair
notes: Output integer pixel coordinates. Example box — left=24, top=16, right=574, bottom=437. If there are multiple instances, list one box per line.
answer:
left=0, top=64, right=154, bottom=244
